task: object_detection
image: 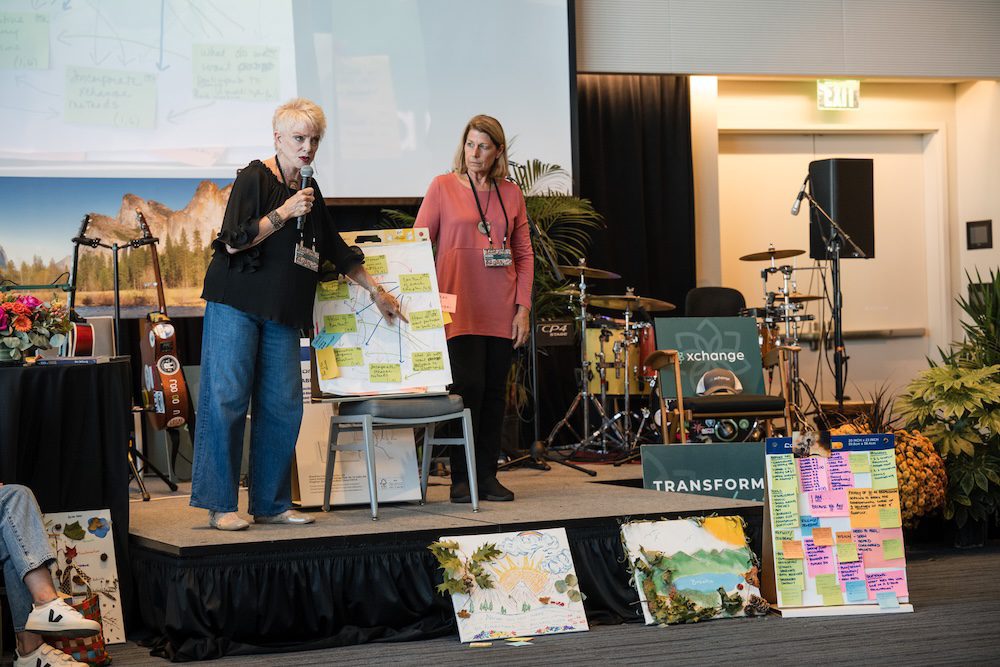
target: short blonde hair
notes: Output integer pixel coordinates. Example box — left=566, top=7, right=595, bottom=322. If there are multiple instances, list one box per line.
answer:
left=453, top=114, right=509, bottom=180
left=273, top=97, right=327, bottom=141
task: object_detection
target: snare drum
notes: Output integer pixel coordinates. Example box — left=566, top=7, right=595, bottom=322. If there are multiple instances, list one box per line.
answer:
left=585, top=326, right=651, bottom=396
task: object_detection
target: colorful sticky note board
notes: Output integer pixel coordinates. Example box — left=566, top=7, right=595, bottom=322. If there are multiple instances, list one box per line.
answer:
left=765, top=434, right=911, bottom=610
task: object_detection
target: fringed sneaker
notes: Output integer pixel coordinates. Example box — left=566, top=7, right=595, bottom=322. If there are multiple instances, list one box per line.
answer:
left=208, top=511, right=250, bottom=531
left=253, top=509, right=315, bottom=525
left=14, top=643, right=87, bottom=667
left=24, top=598, right=100, bottom=638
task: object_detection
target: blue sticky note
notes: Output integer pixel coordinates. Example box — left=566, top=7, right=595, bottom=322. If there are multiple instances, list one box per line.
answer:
left=876, top=591, right=900, bottom=609
left=312, top=332, right=343, bottom=349
left=799, top=515, right=820, bottom=537
left=845, top=579, right=868, bottom=602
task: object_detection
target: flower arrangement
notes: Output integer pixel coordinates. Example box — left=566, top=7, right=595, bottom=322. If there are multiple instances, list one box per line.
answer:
left=0, top=293, right=70, bottom=361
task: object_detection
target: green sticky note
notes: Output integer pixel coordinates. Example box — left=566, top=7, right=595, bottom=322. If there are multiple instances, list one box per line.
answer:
left=365, top=255, right=388, bottom=275
left=770, top=489, right=800, bottom=529
left=849, top=452, right=871, bottom=473
left=773, top=529, right=794, bottom=543
left=412, top=351, right=444, bottom=371
left=399, top=273, right=432, bottom=293
left=333, top=347, right=363, bottom=367
left=836, top=541, right=859, bottom=563
left=324, top=313, right=357, bottom=334
left=780, top=586, right=803, bottom=607
left=822, top=588, right=845, bottom=606
left=369, top=363, right=401, bottom=383
left=815, top=573, right=840, bottom=596
left=0, top=13, right=49, bottom=69
left=882, top=537, right=904, bottom=561
left=66, top=67, right=157, bottom=129
left=192, top=44, right=279, bottom=100
left=769, top=453, right=798, bottom=492
left=409, top=309, right=444, bottom=331
left=775, top=554, right=804, bottom=589
left=879, top=506, right=902, bottom=529
left=318, top=280, right=350, bottom=301
left=870, top=449, right=899, bottom=489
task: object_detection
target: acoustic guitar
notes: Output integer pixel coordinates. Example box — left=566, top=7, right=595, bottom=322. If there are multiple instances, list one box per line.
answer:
left=135, top=209, right=191, bottom=430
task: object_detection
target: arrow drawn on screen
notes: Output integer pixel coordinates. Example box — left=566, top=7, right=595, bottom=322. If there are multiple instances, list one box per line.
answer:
left=14, top=75, right=59, bottom=98
left=167, top=101, right=216, bottom=124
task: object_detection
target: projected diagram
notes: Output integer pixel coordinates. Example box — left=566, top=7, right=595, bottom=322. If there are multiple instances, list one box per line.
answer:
left=313, top=237, right=452, bottom=395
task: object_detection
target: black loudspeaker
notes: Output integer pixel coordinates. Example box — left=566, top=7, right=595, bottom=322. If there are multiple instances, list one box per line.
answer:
left=808, top=158, right=875, bottom=260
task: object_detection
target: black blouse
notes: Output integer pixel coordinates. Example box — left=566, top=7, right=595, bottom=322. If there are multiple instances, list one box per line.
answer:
left=201, top=160, right=363, bottom=329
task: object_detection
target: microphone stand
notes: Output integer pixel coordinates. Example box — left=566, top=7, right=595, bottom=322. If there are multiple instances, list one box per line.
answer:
left=801, top=190, right=866, bottom=411
left=497, top=207, right=595, bottom=477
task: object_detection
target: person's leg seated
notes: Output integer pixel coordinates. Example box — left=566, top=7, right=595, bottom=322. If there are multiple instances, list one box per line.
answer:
left=249, top=318, right=313, bottom=525
left=1, top=485, right=98, bottom=665
left=190, top=302, right=259, bottom=530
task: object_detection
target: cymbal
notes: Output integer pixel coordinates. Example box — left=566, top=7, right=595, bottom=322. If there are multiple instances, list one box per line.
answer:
left=588, top=294, right=676, bottom=312
left=739, top=248, right=805, bottom=262
left=547, top=288, right=582, bottom=298
left=786, top=292, right=823, bottom=303
left=557, top=265, right=621, bottom=280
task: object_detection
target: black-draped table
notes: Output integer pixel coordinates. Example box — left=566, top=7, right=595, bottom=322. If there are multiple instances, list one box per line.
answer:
left=0, top=358, right=134, bottom=628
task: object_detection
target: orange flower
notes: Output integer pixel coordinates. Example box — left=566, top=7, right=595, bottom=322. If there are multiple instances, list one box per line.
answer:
left=1, top=302, right=14, bottom=312
left=13, top=314, right=31, bottom=332
left=10, top=302, right=30, bottom=316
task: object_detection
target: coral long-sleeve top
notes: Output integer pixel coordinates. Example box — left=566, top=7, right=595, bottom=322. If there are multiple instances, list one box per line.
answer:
left=414, top=173, right=534, bottom=340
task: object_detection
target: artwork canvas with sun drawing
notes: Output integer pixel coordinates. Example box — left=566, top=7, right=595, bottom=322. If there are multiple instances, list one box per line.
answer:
left=436, top=528, right=589, bottom=643
left=621, top=516, right=769, bottom=625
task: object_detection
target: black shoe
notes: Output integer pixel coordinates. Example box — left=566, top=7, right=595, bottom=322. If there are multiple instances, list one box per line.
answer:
left=480, top=477, right=514, bottom=502
left=450, top=480, right=472, bottom=503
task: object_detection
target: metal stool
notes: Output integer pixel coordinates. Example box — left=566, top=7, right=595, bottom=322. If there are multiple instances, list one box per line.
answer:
left=323, top=394, right=479, bottom=519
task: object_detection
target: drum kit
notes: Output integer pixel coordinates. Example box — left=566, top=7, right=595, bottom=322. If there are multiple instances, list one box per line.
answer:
left=543, top=260, right=675, bottom=459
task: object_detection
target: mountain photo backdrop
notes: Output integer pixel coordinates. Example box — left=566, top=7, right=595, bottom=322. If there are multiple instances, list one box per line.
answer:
left=0, top=177, right=234, bottom=316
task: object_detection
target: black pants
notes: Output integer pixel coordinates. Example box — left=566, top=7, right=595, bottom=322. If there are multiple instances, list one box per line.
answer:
left=446, top=334, right=513, bottom=483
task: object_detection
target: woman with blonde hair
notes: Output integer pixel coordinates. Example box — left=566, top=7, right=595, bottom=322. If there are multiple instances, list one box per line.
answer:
left=414, top=114, right=534, bottom=503
left=191, top=98, right=405, bottom=530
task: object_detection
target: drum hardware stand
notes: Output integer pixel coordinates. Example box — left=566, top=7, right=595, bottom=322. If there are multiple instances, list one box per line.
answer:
left=71, top=230, right=178, bottom=499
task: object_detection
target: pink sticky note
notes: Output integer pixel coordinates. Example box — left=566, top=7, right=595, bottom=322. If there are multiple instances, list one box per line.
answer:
left=798, top=457, right=831, bottom=492
left=857, top=528, right=906, bottom=569
left=804, top=538, right=836, bottom=577
left=439, top=292, right=457, bottom=313
left=808, top=490, right=850, bottom=517
left=865, top=569, right=908, bottom=600
left=828, top=451, right=855, bottom=489
left=837, top=559, right=864, bottom=586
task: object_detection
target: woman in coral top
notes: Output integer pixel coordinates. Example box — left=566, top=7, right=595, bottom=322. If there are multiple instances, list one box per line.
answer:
left=414, top=115, right=534, bottom=503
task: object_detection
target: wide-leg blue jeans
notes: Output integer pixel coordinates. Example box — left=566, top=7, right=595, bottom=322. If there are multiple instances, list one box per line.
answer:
left=1, top=484, right=56, bottom=632
left=190, top=301, right=303, bottom=517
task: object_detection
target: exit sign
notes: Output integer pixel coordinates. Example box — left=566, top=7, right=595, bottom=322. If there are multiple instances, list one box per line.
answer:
left=817, top=79, right=860, bottom=110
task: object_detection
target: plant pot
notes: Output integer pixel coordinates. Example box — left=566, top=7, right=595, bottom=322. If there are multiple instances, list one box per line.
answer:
left=0, top=347, right=24, bottom=367
left=953, top=518, right=988, bottom=549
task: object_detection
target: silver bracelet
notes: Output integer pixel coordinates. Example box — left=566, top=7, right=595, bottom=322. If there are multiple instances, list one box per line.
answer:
left=267, top=210, right=284, bottom=230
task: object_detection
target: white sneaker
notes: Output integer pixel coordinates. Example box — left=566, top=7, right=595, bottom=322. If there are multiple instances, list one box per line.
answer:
left=14, top=642, right=88, bottom=666
left=24, top=598, right=101, bottom=638
left=208, top=510, right=250, bottom=531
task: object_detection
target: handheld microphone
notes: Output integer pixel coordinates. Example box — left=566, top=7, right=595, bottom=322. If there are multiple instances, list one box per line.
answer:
left=790, top=175, right=809, bottom=216
left=297, top=165, right=314, bottom=231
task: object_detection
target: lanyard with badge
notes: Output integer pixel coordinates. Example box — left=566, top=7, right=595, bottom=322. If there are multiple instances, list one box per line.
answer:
left=276, top=154, right=320, bottom=272
left=468, top=173, right=513, bottom=268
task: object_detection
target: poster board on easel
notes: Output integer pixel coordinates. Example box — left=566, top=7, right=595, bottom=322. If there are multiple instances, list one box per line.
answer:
left=765, top=433, right=914, bottom=617
left=311, top=228, right=452, bottom=397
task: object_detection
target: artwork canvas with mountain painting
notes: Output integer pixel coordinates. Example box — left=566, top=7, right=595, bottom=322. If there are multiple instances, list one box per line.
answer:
left=433, top=528, right=589, bottom=643
left=621, top=516, right=769, bottom=625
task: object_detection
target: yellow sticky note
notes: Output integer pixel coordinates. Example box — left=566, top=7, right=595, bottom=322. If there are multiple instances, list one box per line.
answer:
left=317, top=280, right=350, bottom=301
left=412, top=351, right=445, bottom=372
left=442, top=311, right=452, bottom=325
left=879, top=506, right=902, bottom=529
left=773, top=529, right=795, bottom=543
left=333, top=347, right=364, bottom=367
left=369, top=363, right=401, bottom=383
left=775, top=554, right=805, bottom=590
left=811, top=527, right=834, bottom=547
left=324, top=313, right=357, bottom=334
left=399, top=273, right=432, bottom=292
left=781, top=540, right=804, bottom=559
left=410, top=309, right=444, bottom=331
left=770, top=489, right=800, bottom=529
left=316, top=346, right=340, bottom=380
left=849, top=452, right=871, bottom=473
left=836, top=541, right=859, bottom=562
left=780, top=586, right=803, bottom=607
left=870, top=449, right=899, bottom=490
left=815, top=573, right=840, bottom=597
left=769, top=453, right=798, bottom=492
left=822, top=588, right=845, bottom=606
left=0, top=12, right=50, bottom=70
left=882, top=537, right=905, bottom=561
left=365, top=254, right=388, bottom=275
left=835, top=530, right=854, bottom=544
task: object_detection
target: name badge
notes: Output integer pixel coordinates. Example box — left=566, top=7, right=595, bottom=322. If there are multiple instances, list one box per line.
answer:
left=483, top=247, right=513, bottom=267
left=293, top=243, right=319, bottom=272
